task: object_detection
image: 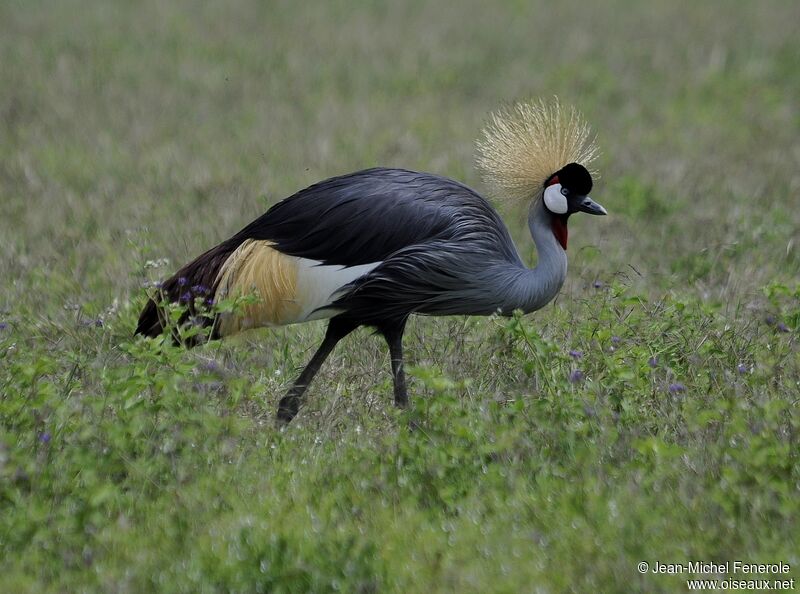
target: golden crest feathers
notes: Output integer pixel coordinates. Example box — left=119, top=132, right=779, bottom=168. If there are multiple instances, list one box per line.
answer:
left=476, top=98, right=599, bottom=204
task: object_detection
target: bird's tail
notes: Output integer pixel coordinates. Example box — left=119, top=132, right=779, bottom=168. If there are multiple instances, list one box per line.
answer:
left=135, top=242, right=237, bottom=345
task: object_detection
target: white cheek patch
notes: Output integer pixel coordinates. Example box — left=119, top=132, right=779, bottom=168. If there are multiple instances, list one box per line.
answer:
left=544, top=183, right=568, bottom=214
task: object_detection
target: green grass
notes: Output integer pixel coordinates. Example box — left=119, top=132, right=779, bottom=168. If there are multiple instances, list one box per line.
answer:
left=1, top=0, right=799, bottom=592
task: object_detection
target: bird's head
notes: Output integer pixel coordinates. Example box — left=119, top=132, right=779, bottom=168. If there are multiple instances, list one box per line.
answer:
left=542, top=162, right=606, bottom=249
left=476, top=98, right=607, bottom=249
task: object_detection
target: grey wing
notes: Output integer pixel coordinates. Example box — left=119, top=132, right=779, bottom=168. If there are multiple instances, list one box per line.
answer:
left=330, top=236, right=525, bottom=325
left=235, top=168, right=476, bottom=266
left=237, top=167, right=524, bottom=325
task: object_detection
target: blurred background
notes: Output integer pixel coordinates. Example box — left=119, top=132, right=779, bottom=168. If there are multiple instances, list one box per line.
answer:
left=2, top=2, right=799, bottom=591
left=1, top=0, right=798, bottom=317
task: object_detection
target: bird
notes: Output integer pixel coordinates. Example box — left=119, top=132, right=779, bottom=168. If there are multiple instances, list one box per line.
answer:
left=136, top=99, right=607, bottom=423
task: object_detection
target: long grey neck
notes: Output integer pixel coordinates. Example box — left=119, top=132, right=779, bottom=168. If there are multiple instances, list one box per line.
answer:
left=509, top=198, right=568, bottom=314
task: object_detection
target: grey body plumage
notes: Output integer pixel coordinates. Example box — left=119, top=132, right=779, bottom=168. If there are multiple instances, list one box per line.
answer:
left=327, top=172, right=567, bottom=324
left=135, top=100, right=606, bottom=423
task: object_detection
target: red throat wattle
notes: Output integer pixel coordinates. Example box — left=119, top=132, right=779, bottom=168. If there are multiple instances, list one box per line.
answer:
left=551, top=218, right=568, bottom=250
left=546, top=175, right=567, bottom=249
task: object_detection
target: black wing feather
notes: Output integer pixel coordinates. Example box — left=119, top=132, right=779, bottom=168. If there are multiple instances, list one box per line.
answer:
left=234, top=168, right=504, bottom=266
left=137, top=167, right=524, bottom=337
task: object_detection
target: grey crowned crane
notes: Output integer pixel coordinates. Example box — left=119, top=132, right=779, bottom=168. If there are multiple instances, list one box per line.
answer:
left=136, top=99, right=607, bottom=423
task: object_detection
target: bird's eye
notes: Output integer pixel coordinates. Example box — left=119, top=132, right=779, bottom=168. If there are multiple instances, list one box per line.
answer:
left=561, top=187, right=569, bottom=196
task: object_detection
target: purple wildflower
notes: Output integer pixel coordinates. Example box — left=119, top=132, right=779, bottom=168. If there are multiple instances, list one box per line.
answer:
left=569, top=369, right=585, bottom=383
left=668, top=383, right=686, bottom=394
left=192, top=285, right=209, bottom=295
left=593, top=280, right=604, bottom=289
left=648, top=356, right=658, bottom=368
left=179, top=292, right=193, bottom=304
left=611, top=336, right=621, bottom=345
left=764, top=314, right=777, bottom=326
left=0, top=322, right=7, bottom=331
left=736, top=363, right=749, bottom=374
left=199, top=359, right=223, bottom=375
left=38, top=431, right=51, bottom=444
left=205, top=297, right=215, bottom=307
left=178, top=277, right=189, bottom=287
left=776, top=322, right=789, bottom=333
left=569, top=350, right=583, bottom=360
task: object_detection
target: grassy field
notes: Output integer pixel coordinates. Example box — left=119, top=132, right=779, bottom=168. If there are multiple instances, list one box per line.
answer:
left=1, top=0, right=799, bottom=591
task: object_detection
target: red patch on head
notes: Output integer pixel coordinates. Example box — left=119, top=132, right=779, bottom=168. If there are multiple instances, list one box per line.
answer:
left=551, top=217, right=568, bottom=250
left=547, top=175, right=560, bottom=187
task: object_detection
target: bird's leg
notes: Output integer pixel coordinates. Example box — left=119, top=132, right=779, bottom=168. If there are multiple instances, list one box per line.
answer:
left=382, top=322, right=408, bottom=408
left=277, top=317, right=356, bottom=424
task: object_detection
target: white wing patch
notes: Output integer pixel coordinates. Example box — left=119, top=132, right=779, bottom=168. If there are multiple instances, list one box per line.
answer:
left=295, top=258, right=381, bottom=321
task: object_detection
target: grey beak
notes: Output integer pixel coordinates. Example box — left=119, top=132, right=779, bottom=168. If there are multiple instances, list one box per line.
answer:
left=579, top=196, right=607, bottom=216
